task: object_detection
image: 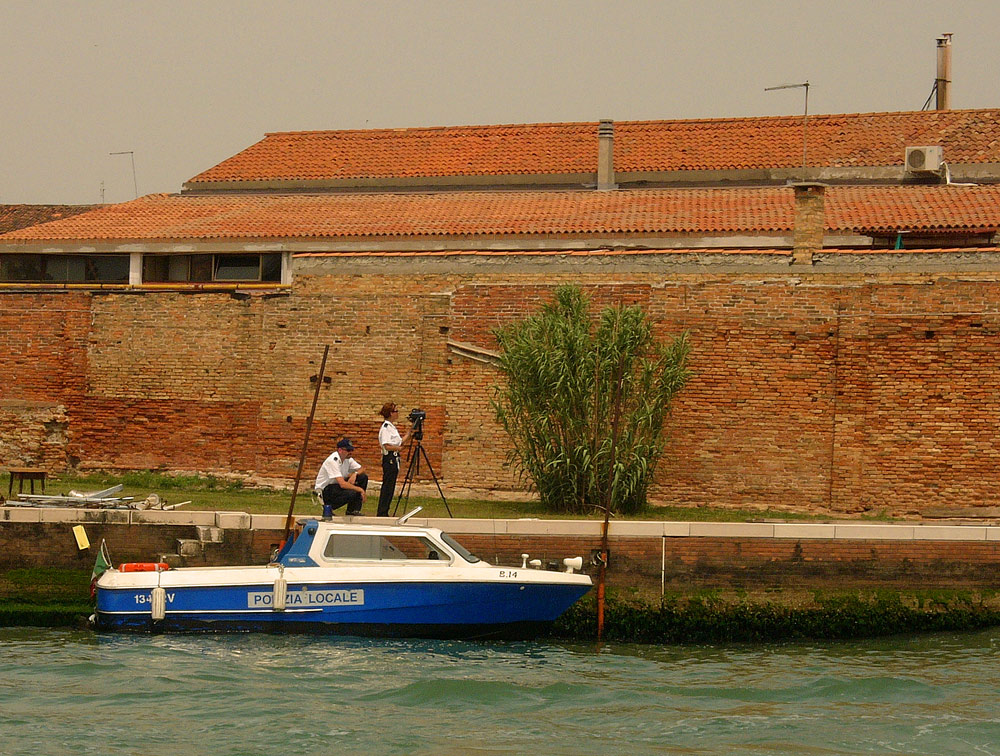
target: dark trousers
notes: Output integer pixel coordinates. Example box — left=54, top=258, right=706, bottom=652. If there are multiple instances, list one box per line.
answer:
left=378, top=453, right=399, bottom=517
left=321, top=473, right=369, bottom=517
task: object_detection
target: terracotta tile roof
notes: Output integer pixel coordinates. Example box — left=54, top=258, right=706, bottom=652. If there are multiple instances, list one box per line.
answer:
left=0, top=204, right=96, bottom=234
left=2, top=186, right=998, bottom=244
left=186, top=109, right=1000, bottom=184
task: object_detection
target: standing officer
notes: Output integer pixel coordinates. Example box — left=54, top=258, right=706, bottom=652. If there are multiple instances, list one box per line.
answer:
left=376, top=402, right=411, bottom=517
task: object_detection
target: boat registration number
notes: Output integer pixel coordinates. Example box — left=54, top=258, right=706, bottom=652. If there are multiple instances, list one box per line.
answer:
left=247, top=589, right=364, bottom=608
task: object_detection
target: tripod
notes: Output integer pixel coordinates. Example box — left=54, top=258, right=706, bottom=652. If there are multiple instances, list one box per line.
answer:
left=392, top=423, right=452, bottom=517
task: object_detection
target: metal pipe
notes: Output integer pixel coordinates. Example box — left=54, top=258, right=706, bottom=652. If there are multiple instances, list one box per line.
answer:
left=936, top=33, right=952, bottom=110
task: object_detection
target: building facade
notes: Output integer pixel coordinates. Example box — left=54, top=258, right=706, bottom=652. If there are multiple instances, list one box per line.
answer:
left=3, top=110, right=1000, bottom=515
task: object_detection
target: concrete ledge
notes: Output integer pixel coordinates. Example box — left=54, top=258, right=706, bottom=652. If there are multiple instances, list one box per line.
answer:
left=5, top=506, right=1000, bottom=544
left=77, top=509, right=132, bottom=525
left=504, top=519, right=601, bottom=536
left=772, top=523, right=838, bottom=539
left=132, top=510, right=217, bottom=525
left=690, top=522, right=776, bottom=538
left=913, top=525, right=988, bottom=541
left=250, top=514, right=287, bottom=530
left=425, top=518, right=509, bottom=534
left=215, top=512, right=251, bottom=529
left=0, top=507, right=41, bottom=522
left=833, top=524, right=915, bottom=540
left=610, top=521, right=670, bottom=537
left=36, top=509, right=90, bottom=523
left=663, top=522, right=692, bottom=537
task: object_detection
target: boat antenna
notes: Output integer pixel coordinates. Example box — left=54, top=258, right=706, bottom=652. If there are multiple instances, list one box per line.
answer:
left=396, top=506, right=423, bottom=525
left=282, top=345, right=330, bottom=544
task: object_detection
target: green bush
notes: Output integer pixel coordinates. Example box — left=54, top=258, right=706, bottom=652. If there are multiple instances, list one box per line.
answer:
left=493, top=286, right=690, bottom=514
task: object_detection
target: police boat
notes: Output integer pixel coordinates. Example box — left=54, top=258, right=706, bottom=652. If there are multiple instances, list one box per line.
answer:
left=92, top=509, right=592, bottom=639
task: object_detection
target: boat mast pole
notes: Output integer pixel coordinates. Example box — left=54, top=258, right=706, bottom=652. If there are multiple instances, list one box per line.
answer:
left=283, top=345, right=330, bottom=543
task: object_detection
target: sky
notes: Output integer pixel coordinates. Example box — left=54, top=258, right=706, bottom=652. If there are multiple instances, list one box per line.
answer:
left=3, top=0, right=999, bottom=206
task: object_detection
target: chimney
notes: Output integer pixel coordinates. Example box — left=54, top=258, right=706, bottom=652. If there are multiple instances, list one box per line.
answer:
left=597, top=119, right=616, bottom=190
left=792, top=182, right=826, bottom=265
left=935, top=33, right=952, bottom=110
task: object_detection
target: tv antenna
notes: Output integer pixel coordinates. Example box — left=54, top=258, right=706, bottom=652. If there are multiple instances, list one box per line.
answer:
left=765, top=81, right=810, bottom=170
left=109, top=151, right=138, bottom=198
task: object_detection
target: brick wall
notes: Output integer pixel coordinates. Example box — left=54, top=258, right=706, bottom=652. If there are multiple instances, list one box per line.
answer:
left=4, top=258, right=1000, bottom=514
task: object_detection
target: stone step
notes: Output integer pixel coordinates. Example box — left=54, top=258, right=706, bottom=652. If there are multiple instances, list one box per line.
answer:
left=195, top=525, right=224, bottom=543
left=176, top=538, right=204, bottom=558
left=159, top=553, right=185, bottom=568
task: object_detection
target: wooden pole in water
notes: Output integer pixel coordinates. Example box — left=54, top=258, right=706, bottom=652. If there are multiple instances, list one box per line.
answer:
left=283, top=345, right=330, bottom=543
left=597, top=326, right=627, bottom=642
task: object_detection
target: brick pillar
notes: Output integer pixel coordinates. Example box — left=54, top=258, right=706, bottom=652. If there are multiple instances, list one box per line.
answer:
left=792, top=182, right=826, bottom=265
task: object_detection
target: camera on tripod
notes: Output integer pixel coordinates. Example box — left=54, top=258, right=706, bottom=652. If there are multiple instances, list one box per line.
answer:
left=393, top=407, right=450, bottom=517
left=407, top=408, right=427, bottom=440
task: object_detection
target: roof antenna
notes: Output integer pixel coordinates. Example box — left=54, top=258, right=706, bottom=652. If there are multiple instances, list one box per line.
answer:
left=109, top=151, right=138, bottom=199
left=765, top=81, right=810, bottom=171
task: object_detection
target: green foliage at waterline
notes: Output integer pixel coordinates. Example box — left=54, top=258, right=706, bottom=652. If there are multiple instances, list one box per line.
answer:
left=551, top=591, right=1000, bottom=644
left=0, top=568, right=92, bottom=628
left=493, top=286, right=691, bottom=515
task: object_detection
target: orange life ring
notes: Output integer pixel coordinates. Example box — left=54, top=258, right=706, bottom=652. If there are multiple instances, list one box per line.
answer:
left=118, top=562, right=171, bottom=572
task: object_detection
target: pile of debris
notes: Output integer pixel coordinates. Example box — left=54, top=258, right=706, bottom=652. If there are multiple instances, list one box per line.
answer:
left=2, top=484, right=188, bottom=510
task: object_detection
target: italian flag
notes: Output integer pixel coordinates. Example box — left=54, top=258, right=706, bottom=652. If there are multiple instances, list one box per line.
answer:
left=89, top=539, right=112, bottom=598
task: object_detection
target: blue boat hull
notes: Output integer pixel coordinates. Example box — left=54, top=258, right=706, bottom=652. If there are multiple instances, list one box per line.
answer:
left=94, top=580, right=590, bottom=639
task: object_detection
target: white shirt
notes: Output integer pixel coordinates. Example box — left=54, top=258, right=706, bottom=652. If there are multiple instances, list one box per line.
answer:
left=314, top=451, right=361, bottom=492
left=379, top=420, right=402, bottom=454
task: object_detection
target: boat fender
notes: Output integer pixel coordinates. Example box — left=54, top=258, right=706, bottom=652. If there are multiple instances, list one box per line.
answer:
left=563, top=556, right=583, bottom=574
left=119, top=563, right=171, bottom=573
left=150, top=587, right=166, bottom=621
left=528, top=559, right=542, bottom=569
left=273, top=577, right=287, bottom=612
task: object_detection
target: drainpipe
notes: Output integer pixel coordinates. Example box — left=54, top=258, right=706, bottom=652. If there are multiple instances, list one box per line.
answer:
left=792, top=182, right=826, bottom=266
left=936, top=34, right=952, bottom=110
left=597, top=119, right=616, bottom=190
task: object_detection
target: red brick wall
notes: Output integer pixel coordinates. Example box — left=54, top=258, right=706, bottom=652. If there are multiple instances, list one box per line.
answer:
left=4, top=263, right=1000, bottom=513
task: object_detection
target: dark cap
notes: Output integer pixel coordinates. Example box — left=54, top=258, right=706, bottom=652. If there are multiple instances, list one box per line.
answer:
left=336, top=437, right=355, bottom=451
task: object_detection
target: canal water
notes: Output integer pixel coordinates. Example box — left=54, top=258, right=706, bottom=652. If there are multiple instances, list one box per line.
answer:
left=2, top=627, right=999, bottom=755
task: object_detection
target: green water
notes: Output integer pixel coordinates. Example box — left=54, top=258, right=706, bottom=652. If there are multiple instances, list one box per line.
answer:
left=1, top=628, right=999, bottom=755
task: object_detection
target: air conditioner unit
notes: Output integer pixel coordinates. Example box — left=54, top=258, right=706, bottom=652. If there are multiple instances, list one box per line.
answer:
left=905, top=146, right=944, bottom=173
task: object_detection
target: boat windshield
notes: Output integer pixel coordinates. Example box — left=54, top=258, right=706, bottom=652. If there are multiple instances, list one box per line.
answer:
left=323, top=533, right=447, bottom=562
left=440, top=533, right=481, bottom=563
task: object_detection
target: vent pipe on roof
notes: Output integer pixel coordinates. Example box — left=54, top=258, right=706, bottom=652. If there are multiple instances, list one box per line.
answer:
left=597, top=120, right=617, bottom=190
left=936, top=33, right=952, bottom=110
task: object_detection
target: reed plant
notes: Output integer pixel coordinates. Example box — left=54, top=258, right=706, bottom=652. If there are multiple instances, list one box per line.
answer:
left=493, top=286, right=690, bottom=515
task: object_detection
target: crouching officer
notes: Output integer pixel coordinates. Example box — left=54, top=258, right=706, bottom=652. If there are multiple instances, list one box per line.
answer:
left=314, top=437, right=368, bottom=518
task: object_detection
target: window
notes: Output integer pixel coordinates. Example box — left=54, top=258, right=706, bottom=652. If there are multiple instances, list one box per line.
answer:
left=323, top=534, right=447, bottom=562
left=143, top=253, right=281, bottom=283
left=0, top=254, right=129, bottom=283
left=440, top=533, right=481, bottom=563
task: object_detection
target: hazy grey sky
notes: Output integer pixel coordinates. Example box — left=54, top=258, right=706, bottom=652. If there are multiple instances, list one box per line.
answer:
left=3, top=0, right=999, bottom=205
